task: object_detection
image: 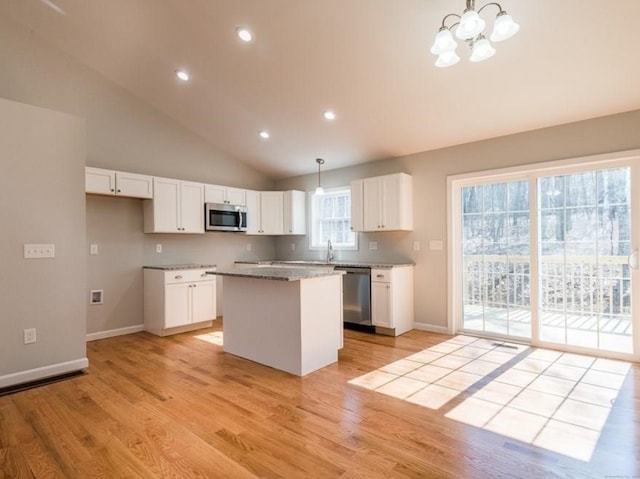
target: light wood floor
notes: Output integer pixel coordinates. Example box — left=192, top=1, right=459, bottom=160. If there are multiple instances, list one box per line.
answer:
left=1, top=322, right=638, bottom=478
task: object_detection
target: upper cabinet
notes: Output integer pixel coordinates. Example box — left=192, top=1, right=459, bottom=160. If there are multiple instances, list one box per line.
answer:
left=85, top=167, right=153, bottom=199
left=143, top=177, right=204, bottom=234
left=351, top=173, right=413, bottom=232
left=246, top=190, right=305, bottom=235
left=283, top=190, right=306, bottom=235
left=204, top=184, right=246, bottom=206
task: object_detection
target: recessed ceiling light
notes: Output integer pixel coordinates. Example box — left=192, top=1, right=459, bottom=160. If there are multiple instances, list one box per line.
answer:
left=236, top=27, right=254, bottom=43
left=259, top=131, right=270, bottom=139
left=175, top=70, right=190, bottom=81
left=323, top=110, right=336, bottom=121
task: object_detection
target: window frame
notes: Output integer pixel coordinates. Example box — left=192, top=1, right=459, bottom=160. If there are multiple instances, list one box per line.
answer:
left=308, top=186, right=358, bottom=251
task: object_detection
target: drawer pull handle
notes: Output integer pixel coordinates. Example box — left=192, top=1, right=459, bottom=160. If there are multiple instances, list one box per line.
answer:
left=175, top=275, right=183, bottom=279
left=376, top=274, right=384, bottom=278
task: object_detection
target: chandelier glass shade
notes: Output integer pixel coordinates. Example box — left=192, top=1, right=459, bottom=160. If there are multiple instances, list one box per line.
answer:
left=431, top=0, right=519, bottom=67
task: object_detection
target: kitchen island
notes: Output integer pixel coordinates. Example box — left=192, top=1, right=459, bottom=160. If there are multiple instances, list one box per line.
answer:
left=208, top=267, right=345, bottom=376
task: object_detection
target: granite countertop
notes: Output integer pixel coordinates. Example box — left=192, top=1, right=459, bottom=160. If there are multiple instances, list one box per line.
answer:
left=209, top=266, right=346, bottom=282
left=235, top=260, right=414, bottom=269
left=144, top=264, right=216, bottom=271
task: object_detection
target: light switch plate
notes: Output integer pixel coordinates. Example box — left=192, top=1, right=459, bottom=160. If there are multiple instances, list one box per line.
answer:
left=24, top=328, right=37, bottom=344
left=369, top=241, right=378, bottom=251
left=413, top=241, right=421, bottom=251
left=90, top=244, right=98, bottom=255
left=24, top=244, right=55, bottom=259
left=155, top=244, right=162, bottom=253
left=246, top=243, right=252, bottom=251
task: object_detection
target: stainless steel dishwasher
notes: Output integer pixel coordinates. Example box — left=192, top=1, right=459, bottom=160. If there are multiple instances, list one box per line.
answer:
left=335, top=266, right=372, bottom=330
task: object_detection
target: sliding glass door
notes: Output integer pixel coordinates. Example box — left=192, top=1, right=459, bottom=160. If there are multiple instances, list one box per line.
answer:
left=461, top=180, right=531, bottom=340
left=538, top=168, right=633, bottom=354
left=453, top=158, right=638, bottom=359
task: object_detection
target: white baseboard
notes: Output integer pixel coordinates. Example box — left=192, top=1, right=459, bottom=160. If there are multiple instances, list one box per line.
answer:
left=86, top=324, right=145, bottom=342
left=0, top=358, right=89, bottom=389
left=413, top=322, right=451, bottom=335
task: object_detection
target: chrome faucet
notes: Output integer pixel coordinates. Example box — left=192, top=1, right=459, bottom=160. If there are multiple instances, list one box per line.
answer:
left=327, top=239, right=335, bottom=263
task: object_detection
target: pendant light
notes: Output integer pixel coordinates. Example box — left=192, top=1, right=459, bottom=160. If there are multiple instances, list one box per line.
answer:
left=431, top=0, right=519, bottom=68
left=314, top=158, right=325, bottom=196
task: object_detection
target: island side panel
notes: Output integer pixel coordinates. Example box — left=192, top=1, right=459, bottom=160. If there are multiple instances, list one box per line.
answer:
left=222, top=276, right=303, bottom=375
left=299, top=275, right=343, bottom=376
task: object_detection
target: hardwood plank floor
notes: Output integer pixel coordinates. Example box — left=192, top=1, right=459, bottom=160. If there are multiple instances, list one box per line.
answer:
left=1, top=322, right=638, bottom=478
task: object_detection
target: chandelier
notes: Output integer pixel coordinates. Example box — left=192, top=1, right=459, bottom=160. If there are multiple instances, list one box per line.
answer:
left=431, top=0, right=520, bottom=68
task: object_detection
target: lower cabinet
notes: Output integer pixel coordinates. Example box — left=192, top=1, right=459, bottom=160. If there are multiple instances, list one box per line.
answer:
left=371, top=266, right=414, bottom=336
left=144, top=268, right=216, bottom=336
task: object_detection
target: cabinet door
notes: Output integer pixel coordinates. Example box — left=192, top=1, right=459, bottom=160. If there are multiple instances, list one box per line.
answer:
left=180, top=181, right=204, bottom=233
left=260, top=191, right=284, bottom=235
left=283, top=190, right=306, bottom=235
left=204, top=184, right=226, bottom=204
left=165, top=283, right=191, bottom=328
left=371, top=281, right=393, bottom=328
left=116, top=172, right=153, bottom=198
left=85, top=167, right=115, bottom=195
left=380, top=174, right=401, bottom=230
left=363, top=177, right=382, bottom=231
left=245, top=190, right=261, bottom=234
left=153, top=177, right=181, bottom=232
left=350, top=180, right=364, bottom=232
left=226, top=187, right=246, bottom=206
left=191, top=280, right=216, bottom=323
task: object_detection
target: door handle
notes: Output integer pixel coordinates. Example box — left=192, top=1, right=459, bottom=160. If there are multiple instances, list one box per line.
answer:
left=628, top=249, right=638, bottom=270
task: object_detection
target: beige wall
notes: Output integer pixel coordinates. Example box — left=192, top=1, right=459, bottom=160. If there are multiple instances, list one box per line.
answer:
left=275, top=109, right=640, bottom=331
left=0, top=98, right=86, bottom=385
left=0, top=16, right=276, bottom=337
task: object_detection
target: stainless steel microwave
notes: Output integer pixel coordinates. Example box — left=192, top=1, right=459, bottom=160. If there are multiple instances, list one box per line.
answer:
left=205, top=203, right=247, bottom=232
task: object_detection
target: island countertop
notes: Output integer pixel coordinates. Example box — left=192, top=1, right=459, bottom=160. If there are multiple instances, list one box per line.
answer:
left=208, top=266, right=345, bottom=282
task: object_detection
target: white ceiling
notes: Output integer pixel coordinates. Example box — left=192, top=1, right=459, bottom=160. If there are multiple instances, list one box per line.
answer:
left=3, top=0, right=640, bottom=179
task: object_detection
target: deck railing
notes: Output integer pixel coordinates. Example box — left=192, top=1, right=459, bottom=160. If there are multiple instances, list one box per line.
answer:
left=463, top=255, right=631, bottom=317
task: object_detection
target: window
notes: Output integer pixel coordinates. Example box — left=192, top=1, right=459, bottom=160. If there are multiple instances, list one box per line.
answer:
left=309, top=187, right=357, bottom=250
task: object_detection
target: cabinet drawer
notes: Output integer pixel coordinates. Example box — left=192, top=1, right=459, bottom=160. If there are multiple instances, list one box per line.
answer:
left=164, top=269, right=213, bottom=284
left=371, top=269, right=391, bottom=282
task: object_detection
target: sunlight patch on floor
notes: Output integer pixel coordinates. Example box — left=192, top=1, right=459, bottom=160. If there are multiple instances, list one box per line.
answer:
left=348, top=335, right=631, bottom=462
left=193, top=331, right=224, bottom=345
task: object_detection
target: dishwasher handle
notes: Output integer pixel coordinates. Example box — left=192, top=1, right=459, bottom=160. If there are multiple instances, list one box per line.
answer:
left=335, top=267, right=371, bottom=275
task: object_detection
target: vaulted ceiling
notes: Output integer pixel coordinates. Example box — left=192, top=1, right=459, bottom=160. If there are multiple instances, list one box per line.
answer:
left=3, top=0, right=640, bottom=178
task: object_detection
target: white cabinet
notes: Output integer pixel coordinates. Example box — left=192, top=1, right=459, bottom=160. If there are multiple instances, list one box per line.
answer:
left=371, top=266, right=414, bottom=336
left=143, top=177, right=204, bottom=233
left=283, top=190, right=306, bottom=235
left=204, top=184, right=246, bottom=206
left=246, top=190, right=305, bottom=235
left=351, top=173, right=413, bottom=232
left=144, top=268, right=216, bottom=336
left=85, top=167, right=153, bottom=199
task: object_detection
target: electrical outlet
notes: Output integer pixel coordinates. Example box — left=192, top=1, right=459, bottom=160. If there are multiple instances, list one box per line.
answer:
left=24, top=244, right=55, bottom=259
left=413, top=241, right=421, bottom=252
left=155, top=244, right=162, bottom=253
left=369, top=241, right=378, bottom=251
left=90, top=244, right=98, bottom=255
left=24, top=328, right=37, bottom=344
left=290, top=243, right=296, bottom=252
left=246, top=243, right=252, bottom=251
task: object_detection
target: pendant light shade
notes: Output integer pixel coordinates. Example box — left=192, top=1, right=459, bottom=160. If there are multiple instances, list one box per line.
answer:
left=314, top=158, right=325, bottom=196
left=430, top=28, right=458, bottom=55
left=470, top=35, right=495, bottom=62
left=455, top=10, right=486, bottom=40
left=490, top=13, right=520, bottom=42
left=436, top=50, right=461, bottom=68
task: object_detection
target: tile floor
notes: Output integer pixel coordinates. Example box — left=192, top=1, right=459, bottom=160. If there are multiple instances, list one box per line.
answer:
left=348, top=335, right=632, bottom=462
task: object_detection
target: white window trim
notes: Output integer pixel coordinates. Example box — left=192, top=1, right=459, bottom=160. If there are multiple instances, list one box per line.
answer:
left=308, top=186, right=358, bottom=251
